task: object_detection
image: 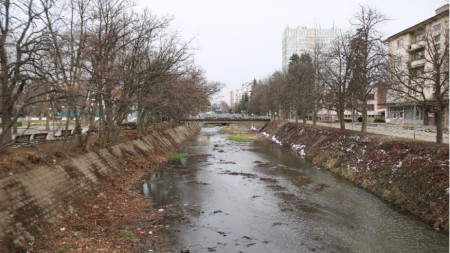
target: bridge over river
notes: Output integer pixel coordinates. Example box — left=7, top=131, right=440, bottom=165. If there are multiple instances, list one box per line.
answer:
left=181, top=118, right=270, bottom=125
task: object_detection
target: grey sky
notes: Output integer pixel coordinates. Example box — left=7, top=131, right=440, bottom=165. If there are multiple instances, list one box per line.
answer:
left=136, top=0, right=447, bottom=104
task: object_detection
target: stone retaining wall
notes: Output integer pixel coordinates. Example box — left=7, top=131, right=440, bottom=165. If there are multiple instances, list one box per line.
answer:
left=0, top=123, right=200, bottom=245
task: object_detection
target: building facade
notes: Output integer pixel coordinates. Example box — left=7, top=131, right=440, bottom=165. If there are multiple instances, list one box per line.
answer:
left=229, top=89, right=240, bottom=111
left=282, top=26, right=339, bottom=69
left=385, top=4, right=449, bottom=126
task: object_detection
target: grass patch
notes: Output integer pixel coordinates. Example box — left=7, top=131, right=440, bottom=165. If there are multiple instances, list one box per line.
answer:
left=227, top=133, right=253, bottom=142
left=170, top=153, right=190, bottom=159
left=219, top=127, right=229, bottom=134
left=0, top=122, right=22, bottom=127
left=380, top=136, right=426, bottom=143
left=117, top=231, right=135, bottom=242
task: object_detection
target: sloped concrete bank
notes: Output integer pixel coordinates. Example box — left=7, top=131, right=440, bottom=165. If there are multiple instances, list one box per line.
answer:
left=257, top=122, right=449, bottom=231
left=0, top=122, right=200, bottom=247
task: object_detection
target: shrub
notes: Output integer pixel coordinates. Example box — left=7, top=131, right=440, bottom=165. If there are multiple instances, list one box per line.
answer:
left=374, top=118, right=386, bottom=123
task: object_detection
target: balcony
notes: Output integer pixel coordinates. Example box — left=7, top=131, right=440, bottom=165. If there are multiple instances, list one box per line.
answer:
left=409, top=58, right=426, bottom=68
left=407, top=40, right=426, bottom=52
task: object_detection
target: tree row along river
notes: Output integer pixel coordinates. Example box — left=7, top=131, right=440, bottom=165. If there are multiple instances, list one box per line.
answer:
left=139, top=126, right=448, bottom=252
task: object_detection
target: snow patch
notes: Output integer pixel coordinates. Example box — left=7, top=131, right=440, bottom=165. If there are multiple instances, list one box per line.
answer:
left=271, top=136, right=282, bottom=146
left=291, top=143, right=307, bottom=157
left=392, top=160, right=402, bottom=173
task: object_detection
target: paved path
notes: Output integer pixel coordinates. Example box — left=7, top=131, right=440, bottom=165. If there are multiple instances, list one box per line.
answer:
left=304, top=120, right=448, bottom=144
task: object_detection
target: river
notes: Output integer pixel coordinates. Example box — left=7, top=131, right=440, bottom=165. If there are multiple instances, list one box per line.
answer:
left=141, top=126, right=449, bottom=252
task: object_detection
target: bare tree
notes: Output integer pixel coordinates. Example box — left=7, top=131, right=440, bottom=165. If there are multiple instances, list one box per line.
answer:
left=248, top=81, right=270, bottom=116
left=219, top=101, right=230, bottom=113
left=349, top=5, right=389, bottom=132
left=321, top=32, right=355, bottom=129
left=0, top=0, right=55, bottom=146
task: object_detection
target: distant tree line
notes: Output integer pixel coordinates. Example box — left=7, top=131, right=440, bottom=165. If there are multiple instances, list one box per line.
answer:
left=248, top=5, right=448, bottom=144
left=0, top=0, right=223, bottom=149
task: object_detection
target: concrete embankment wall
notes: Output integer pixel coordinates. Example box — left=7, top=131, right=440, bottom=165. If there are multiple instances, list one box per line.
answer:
left=258, top=122, right=449, bottom=231
left=0, top=123, right=200, bottom=245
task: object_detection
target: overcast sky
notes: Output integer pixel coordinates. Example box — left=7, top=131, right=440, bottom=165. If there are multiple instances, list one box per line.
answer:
left=135, top=0, right=448, bottom=104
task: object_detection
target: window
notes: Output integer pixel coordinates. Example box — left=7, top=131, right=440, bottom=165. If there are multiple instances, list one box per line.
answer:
left=434, top=23, right=441, bottom=32
left=397, top=39, right=403, bottom=49
left=398, top=55, right=403, bottom=64
left=434, top=34, right=441, bottom=42
left=367, top=94, right=375, bottom=100
left=414, top=51, right=423, bottom=60
left=415, top=34, right=424, bottom=42
left=408, top=87, right=416, bottom=96
left=368, top=104, right=375, bottom=111
left=389, top=108, right=404, bottom=119
left=435, top=44, right=441, bottom=52
left=415, top=68, right=423, bottom=77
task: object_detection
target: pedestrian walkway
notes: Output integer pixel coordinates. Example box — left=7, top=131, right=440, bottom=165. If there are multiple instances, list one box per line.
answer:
left=307, top=120, right=448, bottom=144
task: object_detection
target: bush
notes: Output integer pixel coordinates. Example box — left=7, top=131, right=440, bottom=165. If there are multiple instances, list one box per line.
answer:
left=374, top=118, right=386, bottom=123
left=357, top=116, right=363, bottom=122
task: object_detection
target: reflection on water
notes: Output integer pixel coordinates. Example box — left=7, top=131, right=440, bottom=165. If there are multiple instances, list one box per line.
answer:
left=142, top=127, right=449, bottom=252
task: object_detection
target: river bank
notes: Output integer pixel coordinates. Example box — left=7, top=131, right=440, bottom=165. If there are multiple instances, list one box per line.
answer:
left=0, top=123, right=200, bottom=252
left=257, top=122, right=449, bottom=232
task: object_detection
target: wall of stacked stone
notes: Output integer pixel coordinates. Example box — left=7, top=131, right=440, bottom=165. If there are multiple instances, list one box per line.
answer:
left=0, top=123, right=200, bottom=245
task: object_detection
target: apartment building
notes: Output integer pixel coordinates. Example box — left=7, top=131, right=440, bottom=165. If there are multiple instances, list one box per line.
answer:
left=282, top=26, right=339, bottom=70
left=385, top=4, right=449, bottom=126
left=229, top=89, right=240, bottom=111
left=241, top=81, right=254, bottom=98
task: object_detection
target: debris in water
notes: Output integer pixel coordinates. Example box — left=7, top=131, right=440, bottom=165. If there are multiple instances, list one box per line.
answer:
left=260, top=177, right=278, bottom=183
left=314, top=183, right=330, bottom=192
left=220, top=171, right=257, bottom=178
left=217, top=231, right=227, bottom=237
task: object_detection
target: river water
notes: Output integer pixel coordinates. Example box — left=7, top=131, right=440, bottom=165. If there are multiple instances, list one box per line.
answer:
left=141, top=126, right=448, bottom=252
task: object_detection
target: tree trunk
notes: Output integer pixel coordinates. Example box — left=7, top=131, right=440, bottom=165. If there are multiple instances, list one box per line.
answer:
left=45, top=104, right=50, bottom=131
left=338, top=106, right=346, bottom=130
left=313, top=110, right=317, bottom=125
left=302, top=111, right=307, bottom=124
left=295, top=112, right=298, bottom=123
left=361, top=99, right=367, bottom=133
left=1, top=107, right=12, bottom=145
left=435, top=108, right=443, bottom=144
left=65, top=106, right=71, bottom=138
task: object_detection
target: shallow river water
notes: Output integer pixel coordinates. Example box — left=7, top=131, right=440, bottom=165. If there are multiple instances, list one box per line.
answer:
left=141, top=127, right=448, bottom=252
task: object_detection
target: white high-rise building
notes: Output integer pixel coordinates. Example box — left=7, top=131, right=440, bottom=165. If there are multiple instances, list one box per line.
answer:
left=241, top=81, right=254, bottom=98
left=282, top=26, right=340, bottom=69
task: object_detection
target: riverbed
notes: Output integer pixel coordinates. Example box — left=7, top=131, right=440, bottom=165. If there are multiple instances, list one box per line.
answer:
left=141, top=126, right=448, bottom=252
